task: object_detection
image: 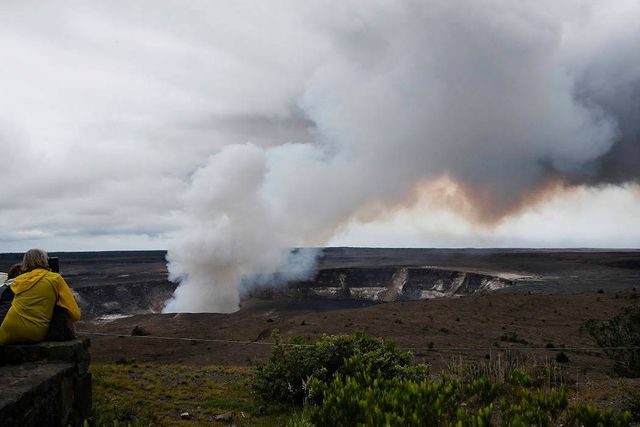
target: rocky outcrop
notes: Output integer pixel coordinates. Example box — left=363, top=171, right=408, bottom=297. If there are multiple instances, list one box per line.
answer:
left=380, top=268, right=409, bottom=302
left=73, top=280, right=177, bottom=318
left=0, top=339, right=92, bottom=426
left=253, top=266, right=514, bottom=302
left=73, top=267, right=512, bottom=318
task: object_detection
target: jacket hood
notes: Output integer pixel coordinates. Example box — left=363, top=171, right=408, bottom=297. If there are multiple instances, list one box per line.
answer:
left=11, top=268, right=50, bottom=294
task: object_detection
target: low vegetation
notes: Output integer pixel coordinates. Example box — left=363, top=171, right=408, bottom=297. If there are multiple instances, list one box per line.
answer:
left=445, top=350, right=568, bottom=388
left=306, top=365, right=631, bottom=426
left=90, top=363, right=287, bottom=426
left=130, top=325, right=151, bottom=337
left=251, top=331, right=429, bottom=406
left=252, top=332, right=632, bottom=426
left=499, top=331, right=529, bottom=345
left=585, top=304, right=640, bottom=377
left=620, top=381, right=640, bottom=422
left=90, top=331, right=635, bottom=426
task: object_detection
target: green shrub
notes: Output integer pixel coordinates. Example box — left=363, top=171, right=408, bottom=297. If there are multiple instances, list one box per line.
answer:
left=620, top=382, right=640, bottom=422
left=309, top=368, right=492, bottom=427
left=255, top=332, right=632, bottom=426
left=508, top=369, right=534, bottom=387
left=287, top=409, right=314, bottom=427
left=501, top=387, right=568, bottom=426
left=131, top=326, right=151, bottom=336
left=566, top=403, right=632, bottom=427
left=463, top=375, right=502, bottom=406
left=297, top=336, right=630, bottom=426
left=92, top=397, right=158, bottom=426
left=251, top=332, right=429, bottom=405
left=310, top=364, right=572, bottom=427
left=309, top=369, right=632, bottom=427
left=446, top=351, right=567, bottom=388
left=500, top=331, right=529, bottom=344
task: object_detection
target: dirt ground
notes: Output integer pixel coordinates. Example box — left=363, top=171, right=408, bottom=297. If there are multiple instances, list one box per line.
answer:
left=80, top=290, right=640, bottom=402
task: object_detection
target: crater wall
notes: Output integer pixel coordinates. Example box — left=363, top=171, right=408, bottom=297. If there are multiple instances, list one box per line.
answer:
left=251, top=266, right=514, bottom=302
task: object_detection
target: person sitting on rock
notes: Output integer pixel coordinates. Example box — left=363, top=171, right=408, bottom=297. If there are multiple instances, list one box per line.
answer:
left=0, top=249, right=81, bottom=345
left=0, top=263, right=23, bottom=326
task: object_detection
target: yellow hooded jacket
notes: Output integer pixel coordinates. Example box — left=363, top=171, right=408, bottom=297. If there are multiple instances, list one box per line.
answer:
left=0, top=268, right=81, bottom=345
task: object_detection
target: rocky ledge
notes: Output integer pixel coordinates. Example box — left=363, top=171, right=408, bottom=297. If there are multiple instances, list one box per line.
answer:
left=0, top=339, right=92, bottom=427
left=251, top=266, right=515, bottom=302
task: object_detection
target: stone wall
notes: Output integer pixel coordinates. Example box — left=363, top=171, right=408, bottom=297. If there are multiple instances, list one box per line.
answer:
left=0, top=339, right=92, bottom=426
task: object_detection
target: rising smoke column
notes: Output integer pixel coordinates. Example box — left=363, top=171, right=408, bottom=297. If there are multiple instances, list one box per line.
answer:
left=163, top=144, right=321, bottom=312
left=165, top=0, right=640, bottom=313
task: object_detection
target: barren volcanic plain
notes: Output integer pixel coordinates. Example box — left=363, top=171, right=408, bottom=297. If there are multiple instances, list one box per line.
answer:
left=2, top=248, right=640, bottom=408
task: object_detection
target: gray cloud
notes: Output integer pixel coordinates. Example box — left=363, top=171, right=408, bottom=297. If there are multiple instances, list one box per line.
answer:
left=0, top=1, right=322, bottom=250
left=1, top=1, right=639, bottom=310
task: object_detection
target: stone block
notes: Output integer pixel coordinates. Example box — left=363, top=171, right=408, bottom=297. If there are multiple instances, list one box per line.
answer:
left=59, top=375, right=74, bottom=425
left=0, top=363, right=73, bottom=426
left=74, top=372, right=92, bottom=419
left=44, top=340, right=83, bottom=361
left=0, top=338, right=90, bottom=367
left=76, top=351, right=90, bottom=375
left=0, top=338, right=92, bottom=426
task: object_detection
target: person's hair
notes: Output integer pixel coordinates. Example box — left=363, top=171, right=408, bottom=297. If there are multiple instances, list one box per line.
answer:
left=22, top=249, right=50, bottom=272
left=7, top=263, right=23, bottom=280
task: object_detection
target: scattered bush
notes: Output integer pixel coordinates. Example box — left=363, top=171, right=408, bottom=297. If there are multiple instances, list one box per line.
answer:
left=567, top=403, right=631, bottom=427
left=308, top=360, right=630, bottom=427
left=556, top=352, right=570, bottom=363
left=131, top=326, right=151, bottom=336
left=620, top=382, right=640, bottom=422
left=114, top=357, right=136, bottom=366
left=508, top=368, right=534, bottom=387
left=252, top=332, right=632, bottom=426
left=251, top=331, right=429, bottom=405
left=584, top=305, right=640, bottom=377
left=500, top=331, right=529, bottom=344
left=500, top=386, right=568, bottom=426
left=287, top=409, right=314, bottom=427
left=446, top=351, right=567, bottom=388
left=309, top=367, right=492, bottom=427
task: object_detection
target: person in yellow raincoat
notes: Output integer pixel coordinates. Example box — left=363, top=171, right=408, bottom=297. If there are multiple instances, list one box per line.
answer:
left=0, top=249, right=81, bottom=345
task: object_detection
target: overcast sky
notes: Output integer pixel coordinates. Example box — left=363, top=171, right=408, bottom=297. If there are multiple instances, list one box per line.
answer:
left=1, top=0, right=639, bottom=255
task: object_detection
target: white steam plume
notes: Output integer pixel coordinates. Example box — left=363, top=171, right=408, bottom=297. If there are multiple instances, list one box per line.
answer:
left=165, top=0, right=640, bottom=313
left=163, top=144, right=320, bottom=312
